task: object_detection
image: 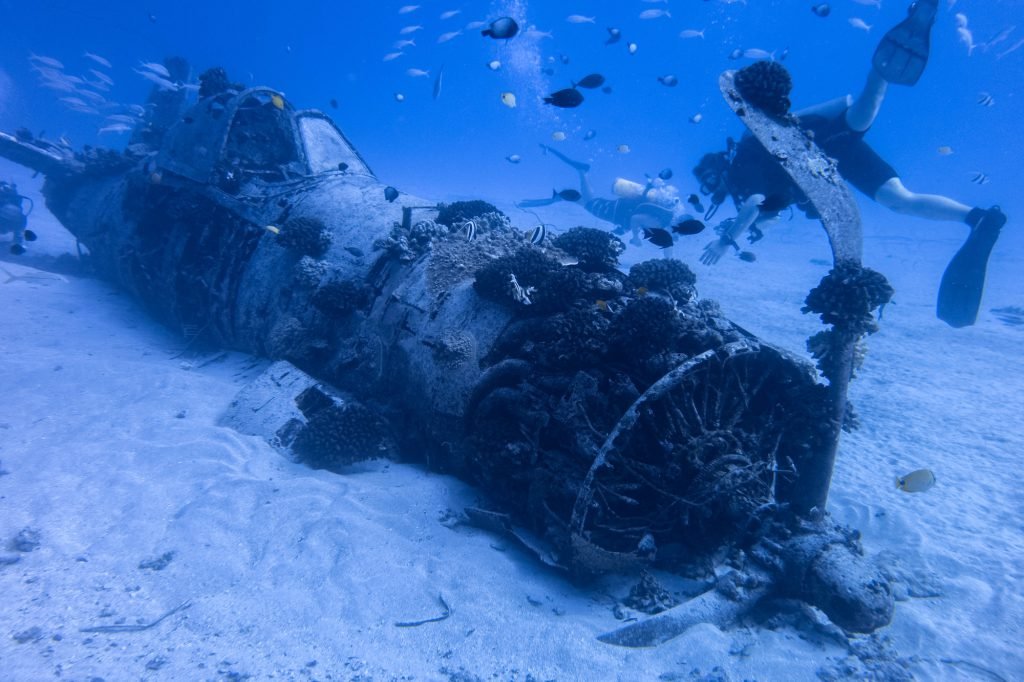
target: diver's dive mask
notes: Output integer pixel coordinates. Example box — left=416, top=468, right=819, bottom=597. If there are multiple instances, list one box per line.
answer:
left=693, top=151, right=731, bottom=220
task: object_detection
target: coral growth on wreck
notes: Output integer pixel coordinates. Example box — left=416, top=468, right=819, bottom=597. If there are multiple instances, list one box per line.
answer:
left=291, top=386, right=392, bottom=471
left=435, top=200, right=505, bottom=228
left=551, top=226, right=626, bottom=272
left=274, top=216, right=332, bottom=258
left=802, top=262, right=893, bottom=382
left=627, top=259, right=698, bottom=303
left=734, top=60, right=793, bottom=118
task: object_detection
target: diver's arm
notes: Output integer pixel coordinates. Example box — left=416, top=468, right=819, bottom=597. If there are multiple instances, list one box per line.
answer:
left=792, top=95, right=852, bottom=119
left=701, top=194, right=764, bottom=265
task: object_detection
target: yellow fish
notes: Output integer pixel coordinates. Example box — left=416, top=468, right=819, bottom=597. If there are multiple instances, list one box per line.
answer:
left=937, top=146, right=954, bottom=155
left=595, top=299, right=608, bottom=311
left=895, top=469, right=936, bottom=493
left=265, top=225, right=280, bottom=234
left=500, top=91, right=517, bottom=108
left=271, top=94, right=285, bottom=110
left=551, top=131, right=566, bottom=141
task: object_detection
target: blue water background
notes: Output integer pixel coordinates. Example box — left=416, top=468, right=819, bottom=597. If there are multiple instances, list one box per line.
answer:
left=0, top=0, right=1020, bottom=278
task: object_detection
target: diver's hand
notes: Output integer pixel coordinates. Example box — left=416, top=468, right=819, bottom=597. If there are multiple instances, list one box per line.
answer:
left=701, top=238, right=730, bottom=265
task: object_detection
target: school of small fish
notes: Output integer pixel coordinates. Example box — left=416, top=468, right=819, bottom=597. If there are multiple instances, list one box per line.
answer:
left=25, top=0, right=1014, bottom=215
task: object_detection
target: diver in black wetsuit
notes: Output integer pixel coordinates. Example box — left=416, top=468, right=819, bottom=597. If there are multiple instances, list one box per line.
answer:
left=518, top=144, right=679, bottom=246
left=0, top=180, right=35, bottom=255
left=693, top=0, right=1006, bottom=327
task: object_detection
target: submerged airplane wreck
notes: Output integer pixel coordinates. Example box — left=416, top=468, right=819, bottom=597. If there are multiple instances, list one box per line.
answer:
left=0, top=63, right=897, bottom=646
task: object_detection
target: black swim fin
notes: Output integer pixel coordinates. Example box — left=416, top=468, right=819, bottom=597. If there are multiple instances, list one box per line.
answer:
left=872, top=0, right=939, bottom=86
left=936, top=207, right=1006, bottom=328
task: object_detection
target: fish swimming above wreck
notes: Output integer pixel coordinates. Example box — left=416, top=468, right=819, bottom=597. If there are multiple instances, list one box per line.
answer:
left=0, top=60, right=899, bottom=646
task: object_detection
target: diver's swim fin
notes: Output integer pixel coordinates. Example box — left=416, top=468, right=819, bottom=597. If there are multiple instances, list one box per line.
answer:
left=936, top=207, right=1006, bottom=328
left=515, top=197, right=560, bottom=208
left=872, top=0, right=939, bottom=86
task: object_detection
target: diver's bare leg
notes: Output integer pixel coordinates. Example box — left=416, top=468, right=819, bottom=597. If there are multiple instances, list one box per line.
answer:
left=540, top=144, right=594, bottom=202
left=874, top=177, right=971, bottom=221
left=846, top=69, right=888, bottom=132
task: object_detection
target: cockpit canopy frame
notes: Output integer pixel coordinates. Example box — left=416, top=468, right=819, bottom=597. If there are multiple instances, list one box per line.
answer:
left=157, top=87, right=373, bottom=185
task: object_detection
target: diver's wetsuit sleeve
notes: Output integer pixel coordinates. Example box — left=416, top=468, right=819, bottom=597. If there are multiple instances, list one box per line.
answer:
left=729, top=133, right=807, bottom=210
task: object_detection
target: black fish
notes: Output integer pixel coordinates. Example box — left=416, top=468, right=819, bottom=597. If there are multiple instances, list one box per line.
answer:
left=541, top=67, right=555, bottom=76
left=329, top=98, right=338, bottom=109
left=337, top=162, right=349, bottom=172
left=657, top=75, right=678, bottom=87
left=686, top=194, right=705, bottom=213
left=606, top=27, right=621, bottom=45
left=482, top=17, right=519, bottom=40
left=658, top=168, right=673, bottom=180
left=544, top=88, right=584, bottom=108
left=671, top=218, right=706, bottom=235
left=642, top=227, right=674, bottom=248
left=811, top=4, right=830, bottom=18
left=554, top=188, right=582, bottom=202
left=573, top=73, right=605, bottom=89
left=559, top=54, right=571, bottom=65
left=601, top=85, right=613, bottom=94
left=583, top=129, right=597, bottom=141
left=384, top=186, right=399, bottom=202
left=738, top=250, right=757, bottom=262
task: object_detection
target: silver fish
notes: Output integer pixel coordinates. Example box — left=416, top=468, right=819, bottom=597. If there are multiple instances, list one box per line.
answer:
left=958, top=27, right=976, bottom=55
left=138, top=61, right=170, bottom=78
left=998, top=37, right=1024, bottom=59
left=433, top=66, right=444, bottom=100
left=2, top=267, right=68, bottom=285
left=88, top=69, right=114, bottom=86
left=29, top=54, right=64, bottom=69
left=83, top=52, right=112, bottom=68
left=848, top=18, right=872, bottom=32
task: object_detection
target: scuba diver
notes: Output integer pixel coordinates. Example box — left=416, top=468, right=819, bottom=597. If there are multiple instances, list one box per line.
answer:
left=693, top=0, right=1006, bottom=328
left=0, top=180, right=35, bottom=255
left=518, top=144, right=683, bottom=247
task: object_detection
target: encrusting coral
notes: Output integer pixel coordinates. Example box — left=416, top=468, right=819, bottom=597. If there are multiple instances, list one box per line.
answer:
left=734, top=60, right=793, bottom=118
